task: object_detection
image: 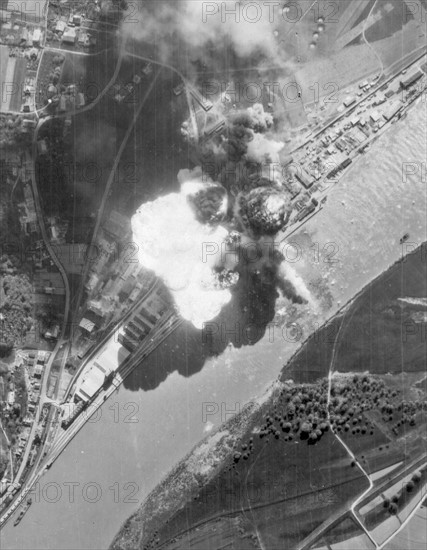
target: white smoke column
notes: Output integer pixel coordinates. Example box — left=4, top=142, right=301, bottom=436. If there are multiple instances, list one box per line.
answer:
left=279, top=261, right=317, bottom=311
left=131, top=182, right=232, bottom=329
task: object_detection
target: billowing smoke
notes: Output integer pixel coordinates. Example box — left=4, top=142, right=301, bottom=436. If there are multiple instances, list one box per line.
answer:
left=131, top=180, right=237, bottom=328
left=239, top=187, right=291, bottom=235
left=121, top=0, right=280, bottom=63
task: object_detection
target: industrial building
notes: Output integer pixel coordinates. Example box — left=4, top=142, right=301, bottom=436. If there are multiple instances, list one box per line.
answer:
left=382, top=101, right=403, bottom=121
left=75, top=341, right=130, bottom=402
left=343, top=96, right=356, bottom=108
left=400, top=69, right=423, bottom=89
left=295, top=167, right=315, bottom=189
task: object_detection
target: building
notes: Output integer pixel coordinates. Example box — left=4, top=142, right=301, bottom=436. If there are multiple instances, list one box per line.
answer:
left=75, top=341, right=130, bottom=402
left=34, top=365, right=43, bottom=378
left=142, top=63, right=153, bottom=76
left=37, top=139, right=48, bottom=155
left=190, top=88, right=213, bottom=111
left=7, top=391, right=15, bottom=406
left=32, top=28, right=41, bottom=45
left=79, top=318, right=95, bottom=334
left=382, top=101, right=403, bottom=121
left=343, top=96, right=356, bottom=108
left=58, top=94, right=67, bottom=112
left=370, top=110, right=381, bottom=123
left=173, top=82, right=185, bottom=96
left=400, top=69, right=423, bottom=89
left=76, top=92, right=85, bottom=108
left=294, top=167, right=314, bottom=189
left=62, top=28, right=76, bottom=44
left=103, top=210, right=130, bottom=240
left=56, top=20, right=67, bottom=33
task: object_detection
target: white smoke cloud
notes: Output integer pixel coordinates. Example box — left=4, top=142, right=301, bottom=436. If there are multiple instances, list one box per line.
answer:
left=121, top=0, right=280, bottom=62
left=131, top=182, right=233, bottom=328
left=279, top=261, right=316, bottom=310
left=246, top=132, right=284, bottom=164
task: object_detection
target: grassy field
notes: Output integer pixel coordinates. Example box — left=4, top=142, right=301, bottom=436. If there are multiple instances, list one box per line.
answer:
left=283, top=244, right=427, bottom=384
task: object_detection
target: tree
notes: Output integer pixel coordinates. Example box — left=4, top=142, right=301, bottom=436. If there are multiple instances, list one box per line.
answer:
left=412, top=472, right=422, bottom=483
left=406, top=481, right=415, bottom=492
left=388, top=502, right=398, bottom=515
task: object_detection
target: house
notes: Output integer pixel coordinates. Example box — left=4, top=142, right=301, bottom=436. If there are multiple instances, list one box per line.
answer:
left=76, top=93, right=85, bottom=108
left=7, top=391, right=15, bottom=406
left=78, top=31, right=87, bottom=45
left=142, top=63, right=153, bottom=76
left=34, top=365, right=43, bottom=378
left=79, top=318, right=95, bottom=334
left=32, top=28, right=41, bottom=46
left=58, top=94, right=67, bottom=112
left=45, top=325, right=59, bottom=340
left=173, top=82, right=185, bottom=96
left=62, top=28, right=76, bottom=44
left=56, top=20, right=67, bottom=33
left=37, top=139, right=48, bottom=155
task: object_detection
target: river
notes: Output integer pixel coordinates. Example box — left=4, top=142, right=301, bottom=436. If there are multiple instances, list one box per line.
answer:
left=2, top=98, right=426, bottom=549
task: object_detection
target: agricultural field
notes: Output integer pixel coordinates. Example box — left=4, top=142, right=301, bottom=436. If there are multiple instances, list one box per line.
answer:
left=0, top=46, right=25, bottom=113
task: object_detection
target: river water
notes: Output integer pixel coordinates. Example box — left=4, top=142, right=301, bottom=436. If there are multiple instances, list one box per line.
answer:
left=2, top=99, right=426, bottom=549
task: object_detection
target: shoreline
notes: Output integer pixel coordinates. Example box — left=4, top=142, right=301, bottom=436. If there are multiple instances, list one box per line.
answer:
left=110, top=240, right=427, bottom=549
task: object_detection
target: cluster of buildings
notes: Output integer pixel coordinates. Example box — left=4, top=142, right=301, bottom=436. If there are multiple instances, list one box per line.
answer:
left=1, top=351, right=48, bottom=464
left=73, top=285, right=169, bottom=406
left=48, top=13, right=96, bottom=49
left=112, top=64, right=152, bottom=104
left=283, top=66, right=426, bottom=226
left=0, top=16, right=43, bottom=48
left=118, top=286, right=169, bottom=353
left=18, top=184, right=37, bottom=234
left=42, top=83, right=86, bottom=115
left=71, top=208, right=155, bottom=360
